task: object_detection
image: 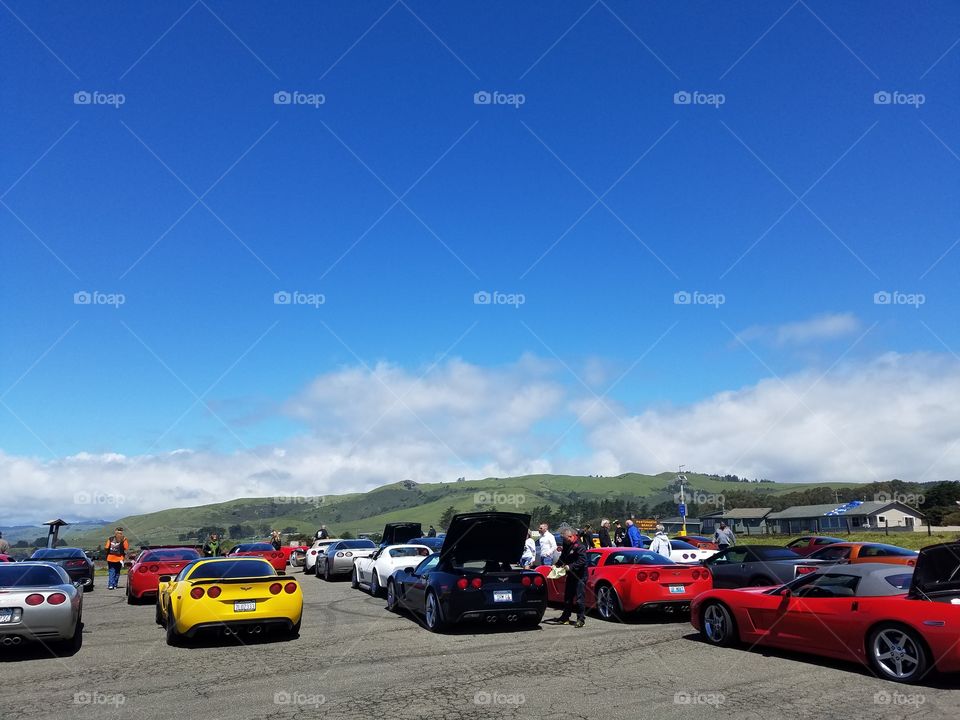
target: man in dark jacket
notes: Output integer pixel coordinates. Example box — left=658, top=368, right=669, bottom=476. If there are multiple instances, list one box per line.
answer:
left=554, top=527, right=588, bottom=627
left=613, top=520, right=627, bottom=547
left=598, top=519, right=612, bottom=547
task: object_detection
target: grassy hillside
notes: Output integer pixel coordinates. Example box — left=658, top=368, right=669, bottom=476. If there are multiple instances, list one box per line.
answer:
left=46, top=471, right=864, bottom=550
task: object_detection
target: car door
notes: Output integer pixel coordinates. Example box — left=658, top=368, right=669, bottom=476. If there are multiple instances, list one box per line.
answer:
left=404, top=555, right=439, bottom=610
left=705, top=548, right=751, bottom=588
left=774, top=574, right=863, bottom=657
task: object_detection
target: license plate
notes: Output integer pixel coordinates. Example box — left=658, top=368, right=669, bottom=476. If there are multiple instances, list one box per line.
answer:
left=233, top=601, right=256, bottom=612
left=0, top=609, right=12, bottom=623
left=493, top=590, right=513, bottom=603
left=669, top=585, right=686, bottom=594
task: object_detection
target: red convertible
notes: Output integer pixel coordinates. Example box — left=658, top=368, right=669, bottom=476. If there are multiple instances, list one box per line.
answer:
left=127, top=547, right=200, bottom=603
left=538, top=547, right=712, bottom=621
left=692, top=542, right=960, bottom=684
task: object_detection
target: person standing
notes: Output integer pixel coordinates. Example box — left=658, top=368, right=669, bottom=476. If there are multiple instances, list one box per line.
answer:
left=598, top=519, right=612, bottom=548
left=714, top=522, right=736, bottom=550
left=270, top=530, right=282, bottom=551
left=0, top=532, right=9, bottom=555
left=579, top=523, right=593, bottom=548
left=202, top=532, right=225, bottom=557
left=626, top=519, right=642, bottom=548
left=554, top=528, right=587, bottom=627
left=427, top=525, right=437, bottom=538
left=316, top=525, right=329, bottom=540
left=104, top=527, right=129, bottom=590
left=649, top=525, right=672, bottom=558
left=521, top=530, right=537, bottom=568
left=537, top=523, right=558, bottom=566
left=613, top=520, right=627, bottom=547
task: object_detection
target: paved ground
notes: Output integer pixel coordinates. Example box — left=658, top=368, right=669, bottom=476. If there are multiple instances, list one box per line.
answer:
left=1, top=569, right=957, bottom=720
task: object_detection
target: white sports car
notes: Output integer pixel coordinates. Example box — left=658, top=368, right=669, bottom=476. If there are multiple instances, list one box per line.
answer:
left=643, top=538, right=716, bottom=564
left=302, top=539, right=342, bottom=574
left=351, top=544, right=432, bottom=596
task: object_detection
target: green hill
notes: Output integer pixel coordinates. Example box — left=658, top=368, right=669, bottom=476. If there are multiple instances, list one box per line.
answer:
left=44, top=471, right=867, bottom=550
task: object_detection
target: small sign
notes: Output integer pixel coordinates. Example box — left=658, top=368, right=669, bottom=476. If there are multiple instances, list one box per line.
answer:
left=678, top=503, right=687, bottom=517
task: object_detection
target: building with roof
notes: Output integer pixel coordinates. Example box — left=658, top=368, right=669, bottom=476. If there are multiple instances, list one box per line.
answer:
left=700, top=508, right=772, bottom=535
left=660, top=516, right=702, bottom=535
left=766, top=501, right=924, bottom=534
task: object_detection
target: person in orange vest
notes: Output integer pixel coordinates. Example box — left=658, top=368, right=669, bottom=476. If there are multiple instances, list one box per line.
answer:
left=104, top=527, right=129, bottom=590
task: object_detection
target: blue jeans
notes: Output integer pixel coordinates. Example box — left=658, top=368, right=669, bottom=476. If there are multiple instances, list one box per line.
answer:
left=108, top=562, right=121, bottom=588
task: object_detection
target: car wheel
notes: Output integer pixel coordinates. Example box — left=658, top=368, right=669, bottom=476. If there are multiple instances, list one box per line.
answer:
left=324, top=563, right=332, bottom=582
left=595, top=584, right=623, bottom=622
left=370, top=572, right=381, bottom=597
left=700, top=602, right=737, bottom=647
left=288, top=618, right=301, bottom=638
left=868, top=624, right=930, bottom=683
left=155, top=600, right=164, bottom=626
left=165, top=610, right=182, bottom=647
left=84, top=581, right=94, bottom=593
left=424, top=591, right=446, bottom=632
left=58, top=614, right=83, bottom=653
left=126, top=585, right=136, bottom=605
left=386, top=580, right=399, bottom=612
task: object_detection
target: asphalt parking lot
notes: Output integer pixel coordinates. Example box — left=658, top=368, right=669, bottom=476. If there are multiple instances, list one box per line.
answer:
left=1, top=571, right=957, bottom=720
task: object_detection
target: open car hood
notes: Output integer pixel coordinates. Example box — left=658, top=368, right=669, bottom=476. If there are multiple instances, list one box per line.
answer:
left=440, top=512, right=530, bottom=566
left=381, top=522, right=422, bottom=547
left=909, top=542, right=960, bottom=599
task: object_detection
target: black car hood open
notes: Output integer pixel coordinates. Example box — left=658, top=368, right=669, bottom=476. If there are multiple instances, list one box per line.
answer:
left=381, top=522, right=422, bottom=547
left=440, top=512, right=530, bottom=566
left=908, top=542, right=960, bottom=599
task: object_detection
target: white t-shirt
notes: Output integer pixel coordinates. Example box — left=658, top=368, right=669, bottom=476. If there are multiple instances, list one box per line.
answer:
left=539, top=531, right=558, bottom=558
left=522, top=538, right=536, bottom=561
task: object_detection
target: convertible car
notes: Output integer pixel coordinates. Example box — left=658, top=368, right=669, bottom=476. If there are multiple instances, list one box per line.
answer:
left=227, top=543, right=287, bottom=573
left=127, top=547, right=200, bottom=603
left=386, top=512, right=547, bottom=631
left=156, top=557, right=302, bottom=646
left=693, top=543, right=960, bottom=684
left=538, top=548, right=712, bottom=620
left=0, top=562, right=83, bottom=651
left=353, top=543, right=432, bottom=596
left=28, top=547, right=95, bottom=591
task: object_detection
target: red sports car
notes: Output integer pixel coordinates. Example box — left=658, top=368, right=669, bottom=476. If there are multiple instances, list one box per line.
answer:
left=127, top=547, right=200, bottom=603
left=692, top=542, right=960, bottom=684
left=676, top=535, right=719, bottom=551
left=227, top=543, right=287, bottom=573
left=537, top=547, right=712, bottom=621
left=783, top=536, right=845, bottom=556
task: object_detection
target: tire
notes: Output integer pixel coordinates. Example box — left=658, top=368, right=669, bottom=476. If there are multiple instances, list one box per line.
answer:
left=324, top=563, right=332, bottom=582
left=126, top=585, right=136, bottom=605
left=155, top=600, right=164, bottom=626
left=370, top=572, right=381, bottom=597
left=700, top=602, right=737, bottom=647
left=84, top=580, right=94, bottom=593
left=350, top=567, right=359, bottom=589
left=386, top=580, right=399, bottom=613
left=595, top=584, right=624, bottom=622
left=867, top=624, right=931, bottom=683
left=58, top=615, right=83, bottom=653
left=288, top=618, right=301, bottom=638
left=424, top=591, right=447, bottom=632
left=165, top=609, right=182, bottom=647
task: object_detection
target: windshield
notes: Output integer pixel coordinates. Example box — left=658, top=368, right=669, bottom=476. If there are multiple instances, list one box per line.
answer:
left=187, top=559, right=276, bottom=579
left=389, top=547, right=432, bottom=558
left=338, top=540, right=376, bottom=550
left=604, top=550, right=676, bottom=566
left=142, top=549, right=200, bottom=562
left=0, top=565, right=65, bottom=586
left=234, top=543, right=275, bottom=552
left=30, top=548, right=84, bottom=560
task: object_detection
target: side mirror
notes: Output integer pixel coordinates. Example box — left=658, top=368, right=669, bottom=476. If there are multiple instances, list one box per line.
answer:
left=403, top=566, right=415, bottom=575
left=778, top=587, right=791, bottom=598
left=74, top=581, right=84, bottom=589
left=158, top=575, right=172, bottom=584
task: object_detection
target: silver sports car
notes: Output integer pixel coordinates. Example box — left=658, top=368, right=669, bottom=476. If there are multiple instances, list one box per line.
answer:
left=0, top=562, right=83, bottom=651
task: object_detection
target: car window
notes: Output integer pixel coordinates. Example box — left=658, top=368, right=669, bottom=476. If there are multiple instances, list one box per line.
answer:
left=811, top=546, right=851, bottom=561
left=142, top=549, right=200, bottom=562
left=414, top=555, right=439, bottom=575
left=30, top=548, right=84, bottom=560
left=0, top=565, right=64, bottom=586
left=389, top=547, right=431, bottom=558
left=670, top=540, right=695, bottom=550
left=713, top=548, right=749, bottom=564
left=234, top=543, right=274, bottom=552
left=587, top=552, right=603, bottom=567
left=339, top=540, right=376, bottom=550
left=605, top=551, right=674, bottom=566
left=794, top=573, right=860, bottom=598
left=754, top=547, right=800, bottom=561
left=814, top=538, right=839, bottom=545
left=883, top=573, right=913, bottom=591
left=786, top=538, right=808, bottom=548
left=187, top=559, right=275, bottom=579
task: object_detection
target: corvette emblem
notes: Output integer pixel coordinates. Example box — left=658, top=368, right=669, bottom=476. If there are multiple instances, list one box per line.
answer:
left=498, top=577, right=509, bottom=582
left=241, top=586, right=252, bottom=590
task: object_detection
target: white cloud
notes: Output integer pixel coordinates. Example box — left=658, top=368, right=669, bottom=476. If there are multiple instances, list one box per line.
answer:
left=739, top=312, right=861, bottom=347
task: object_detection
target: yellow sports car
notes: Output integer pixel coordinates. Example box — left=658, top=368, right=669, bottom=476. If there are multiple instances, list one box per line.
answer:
left=156, top=557, right=303, bottom=645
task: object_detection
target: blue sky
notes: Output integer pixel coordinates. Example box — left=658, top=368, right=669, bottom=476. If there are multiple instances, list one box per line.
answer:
left=2, top=2, right=960, bottom=519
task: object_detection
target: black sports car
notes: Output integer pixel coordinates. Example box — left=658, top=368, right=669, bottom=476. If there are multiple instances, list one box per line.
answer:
left=385, top=511, right=547, bottom=631
left=29, top=547, right=95, bottom=591
left=703, top=545, right=824, bottom=588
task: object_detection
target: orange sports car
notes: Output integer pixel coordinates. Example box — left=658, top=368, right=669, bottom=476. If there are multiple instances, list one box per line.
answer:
left=806, top=541, right=917, bottom=566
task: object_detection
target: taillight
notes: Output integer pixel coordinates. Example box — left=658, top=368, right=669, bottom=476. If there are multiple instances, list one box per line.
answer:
left=456, top=578, right=469, bottom=590
left=907, top=560, right=916, bottom=566
left=336, top=552, right=344, bottom=558
left=636, top=571, right=648, bottom=582
left=284, top=582, right=297, bottom=594
left=700, top=570, right=710, bottom=581
left=149, top=564, right=159, bottom=573
left=344, top=552, right=353, bottom=557
left=533, top=575, right=544, bottom=587
left=470, top=577, right=482, bottom=589
left=692, top=569, right=700, bottom=580
left=137, top=566, right=148, bottom=573
left=25, top=594, right=44, bottom=606
left=273, top=553, right=281, bottom=559
left=796, top=566, right=816, bottom=576
left=310, top=550, right=316, bottom=555
left=66, top=559, right=86, bottom=567
left=47, top=593, right=67, bottom=605
left=207, top=586, right=222, bottom=598
left=270, top=583, right=282, bottom=595
left=521, top=576, right=532, bottom=586
left=190, top=587, right=205, bottom=599
left=649, top=571, right=660, bottom=582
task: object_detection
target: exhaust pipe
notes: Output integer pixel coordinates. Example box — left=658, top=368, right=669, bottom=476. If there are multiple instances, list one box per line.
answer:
left=1, top=636, right=22, bottom=646
left=246, top=625, right=263, bottom=635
